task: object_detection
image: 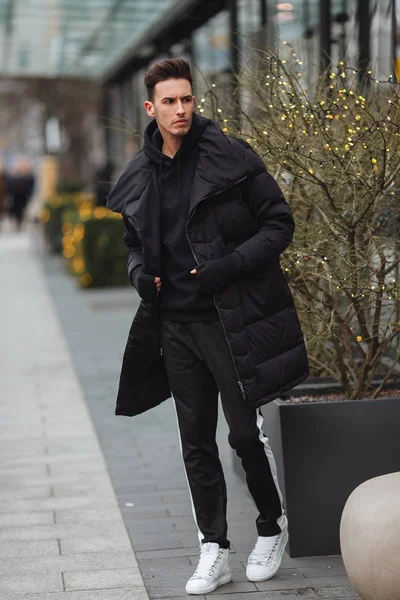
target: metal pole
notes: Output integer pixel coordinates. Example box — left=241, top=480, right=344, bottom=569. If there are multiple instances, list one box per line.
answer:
left=259, top=0, right=268, bottom=46
left=391, top=0, right=397, bottom=79
left=357, top=0, right=371, bottom=76
left=260, top=0, right=268, bottom=26
left=320, top=0, right=332, bottom=72
left=228, top=0, right=241, bottom=124
left=229, top=0, right=240, bottom=75
left=102, top=86, right=112, bottom=161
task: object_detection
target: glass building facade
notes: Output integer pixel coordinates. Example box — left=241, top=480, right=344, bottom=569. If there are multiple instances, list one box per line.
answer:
left=101, top=0, right=400, bottom=168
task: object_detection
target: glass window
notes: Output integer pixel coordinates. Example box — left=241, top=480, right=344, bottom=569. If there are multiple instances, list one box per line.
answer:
left=371, top=0, right=395, bottom=78
left=192, top=10, right=230, bottom=78
left=265, top=1, right=319, bottom=87
left=0, top=0, right=176, bottom=78
left=238, top=0, right=262, bottom=64
left=271, top=1, right=319, bottom=45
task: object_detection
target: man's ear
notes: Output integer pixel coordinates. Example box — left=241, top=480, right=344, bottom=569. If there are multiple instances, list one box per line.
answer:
left=144, top=101, right=155, bottom=117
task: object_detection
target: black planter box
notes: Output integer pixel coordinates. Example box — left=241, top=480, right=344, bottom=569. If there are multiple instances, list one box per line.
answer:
left=234, top=396, right=400, bottom=557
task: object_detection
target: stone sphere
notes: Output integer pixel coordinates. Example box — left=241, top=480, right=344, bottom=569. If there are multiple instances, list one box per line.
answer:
left=340, top=472, right=400, bottom=600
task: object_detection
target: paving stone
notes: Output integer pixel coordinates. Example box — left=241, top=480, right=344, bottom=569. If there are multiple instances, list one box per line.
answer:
left=166, top=504, right=196, bottom=517
left=0, top=465, right=48, bottom=479
left=255, top=575, right=354, bottom=592
left=51, top=480, right=116, bottom=498
left=146, top=576, right=257, bottom=597
left=143, top=571, right=194, bottom=584
left=160, top=491, right=192, bottom=504
left=208, top=593, right=317, bottom=600
left=213, top=581, right=258, bottom=594
left=0, top=520, right=127, bottom=541
left=0, top=590, right=149, bottom=600
left=119, top=506, right=169, bottom=519
left=140, top=558, right=193, bottom=579
left=248, top=568, right=305, bottom=584
left=48, top=459, right=109, bottom=475
left=0, top=495, right=116, bottom=513
left=60, top=535, right=132, bottom=554
left=178, top=531, right=204, bottom=548
left=128, top=533, right=184, bottom=552
left=281, top=556, right=345, bottom=569
left=152, top=597, right=204, bottom=600
left=145, top=583, right=195, bottom=598
left=64, top=567, right=143, bottom=590
left=0, top=551, right=138, bottom=574
left=0, top=571, right=63, bottom=594
left=173, top=519, right=202, bottom=532
left=299, top=564, right=348, bottom=578
left=55, top=507, right=122, bottom=524
left=155, top=482, right=188, bottom=492
left=0, top=446, right=46, bottom=459
left=117, top=492, right=165, bottom=506
left=314, top=588, right=360, bottom=598
left=126, top=519, right=177, bottom=534
left=0, top=539, right=60, bottom=558
left=137, top=548, right=202, bottom=560
left=114, top=483, right=159, bottom=493
left=0, top=511, right=54, bottom=527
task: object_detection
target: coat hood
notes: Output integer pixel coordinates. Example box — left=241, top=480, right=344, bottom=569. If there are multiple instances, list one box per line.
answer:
left=143, top=112, right=211, bottom=165
left=107, top=113, right=265, bottom=215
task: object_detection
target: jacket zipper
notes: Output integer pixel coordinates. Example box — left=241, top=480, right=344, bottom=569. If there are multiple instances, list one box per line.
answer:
left=185, top=176, right=248, bottom=402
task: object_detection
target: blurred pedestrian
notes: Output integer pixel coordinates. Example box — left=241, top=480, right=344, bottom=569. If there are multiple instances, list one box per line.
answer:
left=107, top=59, right=308, bottom=595
left=94, top=160, right=115, bottom=207
left=0, top=162, right=7, bottom=228
left=7, top=158, right=35, bottom=230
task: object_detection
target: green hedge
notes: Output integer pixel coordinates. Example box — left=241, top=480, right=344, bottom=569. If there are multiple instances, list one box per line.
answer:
left=40, top=193, right=94, bottom=254
left=61, top=206, right=128, bottom=288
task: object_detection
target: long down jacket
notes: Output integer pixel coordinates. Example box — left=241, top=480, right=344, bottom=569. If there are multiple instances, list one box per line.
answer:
left=107, top=115, right=309, bottom=417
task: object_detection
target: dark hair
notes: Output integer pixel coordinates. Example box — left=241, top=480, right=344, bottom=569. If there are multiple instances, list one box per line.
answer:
left=144, top=58, right=193, bottom=101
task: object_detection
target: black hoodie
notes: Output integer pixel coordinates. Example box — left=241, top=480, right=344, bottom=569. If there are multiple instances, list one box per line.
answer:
left=143, top=114, right=218, bottom=321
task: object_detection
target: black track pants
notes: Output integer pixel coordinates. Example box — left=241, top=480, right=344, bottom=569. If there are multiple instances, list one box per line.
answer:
left=160, top=320, right=286, bottom=548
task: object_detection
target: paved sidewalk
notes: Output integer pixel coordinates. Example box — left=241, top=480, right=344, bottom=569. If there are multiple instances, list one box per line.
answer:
left=37, top=232, right=360, bottom=600
left=0, top=233, right=148, bottom=599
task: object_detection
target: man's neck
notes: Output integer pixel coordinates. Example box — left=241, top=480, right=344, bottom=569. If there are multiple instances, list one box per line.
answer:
left=160, top=130, right=183, bottom=158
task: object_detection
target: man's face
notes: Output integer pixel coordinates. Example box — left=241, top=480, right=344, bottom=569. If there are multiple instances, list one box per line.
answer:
left=144, top=78, right=195, bottom=139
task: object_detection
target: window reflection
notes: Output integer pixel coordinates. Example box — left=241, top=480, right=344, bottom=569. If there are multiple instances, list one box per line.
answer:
left=371, top=0, right=395, bottom=79
left=266, top=0, right=319, bottom=87
left=238, top=0, right=261, bottom=64
left=192, top=11, right=230, bottom=77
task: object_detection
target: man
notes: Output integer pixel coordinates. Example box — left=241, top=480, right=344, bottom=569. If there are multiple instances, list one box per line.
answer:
left=94, top=160, right=115, bottom=207
left=7, top=158, right=35, bottom=231
left=107, top=58, right=308, bottom=595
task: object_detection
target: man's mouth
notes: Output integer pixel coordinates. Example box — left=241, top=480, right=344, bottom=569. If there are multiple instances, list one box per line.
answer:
left=174, top=119, right=187, bottom=125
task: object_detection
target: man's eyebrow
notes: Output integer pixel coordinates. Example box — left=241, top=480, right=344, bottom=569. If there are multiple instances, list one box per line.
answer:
left=161, top=95, right=193, bottom=101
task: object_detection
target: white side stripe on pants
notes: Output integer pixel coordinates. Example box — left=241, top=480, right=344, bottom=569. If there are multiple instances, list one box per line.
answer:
left=256, top=408, right=288, bottom=532
left=173, top=397, right=204, bottom=545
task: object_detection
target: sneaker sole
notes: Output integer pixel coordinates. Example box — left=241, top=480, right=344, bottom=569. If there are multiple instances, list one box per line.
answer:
left=185, top=572, right=232, bottom=595
left=246, top=529, right=289, bottom=583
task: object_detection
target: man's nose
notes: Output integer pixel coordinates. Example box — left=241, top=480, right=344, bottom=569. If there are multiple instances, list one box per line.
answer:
left=176, top=102, right=185, bottom=114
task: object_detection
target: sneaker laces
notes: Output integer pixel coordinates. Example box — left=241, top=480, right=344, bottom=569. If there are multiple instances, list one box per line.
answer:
left=249, top=535, right=279, bottom=566
left=192, top=544, right=223, bottom=578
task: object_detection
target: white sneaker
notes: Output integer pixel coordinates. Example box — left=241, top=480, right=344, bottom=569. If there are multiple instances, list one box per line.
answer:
left=246, top=523, right=288, bottom=582
left=185, top=542, right=232, bottom=595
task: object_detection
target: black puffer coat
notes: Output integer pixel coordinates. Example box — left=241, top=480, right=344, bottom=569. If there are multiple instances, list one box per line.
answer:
left=107, top=114, right=309, bottom=417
